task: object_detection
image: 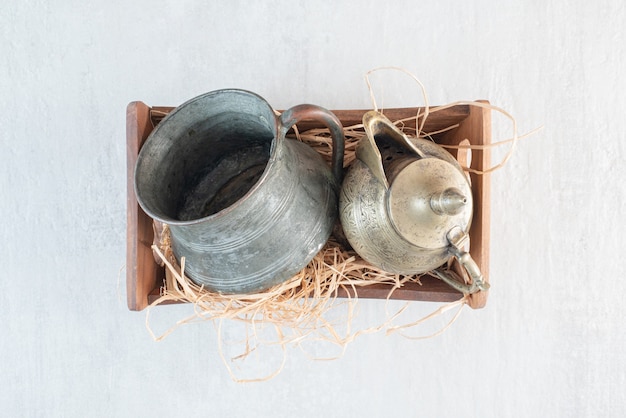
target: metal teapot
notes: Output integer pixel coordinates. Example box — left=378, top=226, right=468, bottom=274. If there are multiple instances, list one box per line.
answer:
left=135, top=89, right=345, bottom=294
left=339, top=111, right=488, bottom=294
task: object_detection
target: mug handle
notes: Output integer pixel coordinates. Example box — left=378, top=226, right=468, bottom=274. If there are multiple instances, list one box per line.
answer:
left=433, top=226, right=490, bottom=295
left=279, top=104, right=345, bottom=184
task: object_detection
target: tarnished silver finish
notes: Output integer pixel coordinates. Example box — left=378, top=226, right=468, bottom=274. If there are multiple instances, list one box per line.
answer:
left=339, top=111, right=488, bottom=294
left=135, top=89, right=344, bottom=294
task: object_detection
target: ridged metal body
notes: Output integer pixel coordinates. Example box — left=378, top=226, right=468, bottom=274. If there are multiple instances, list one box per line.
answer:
left=135, top=89, right=344, bottom=294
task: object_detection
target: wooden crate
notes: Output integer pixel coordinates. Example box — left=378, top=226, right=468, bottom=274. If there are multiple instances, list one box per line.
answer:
left=126, top=101, right=491, bottom=311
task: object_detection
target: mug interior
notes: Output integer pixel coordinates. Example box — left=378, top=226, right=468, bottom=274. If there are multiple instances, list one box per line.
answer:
left=136, top=90, right=277, bottom=222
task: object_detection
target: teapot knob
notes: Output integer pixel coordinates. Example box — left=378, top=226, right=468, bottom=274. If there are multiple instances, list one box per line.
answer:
left=430, top=187, right=468, bottom=216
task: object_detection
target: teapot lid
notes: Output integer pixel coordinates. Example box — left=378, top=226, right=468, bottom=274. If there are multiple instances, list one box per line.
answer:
left=387, top=157, right=473, bottom=249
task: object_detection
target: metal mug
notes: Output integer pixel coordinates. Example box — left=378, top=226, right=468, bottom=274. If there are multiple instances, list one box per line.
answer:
left=135, top=89, right=345, bottom=294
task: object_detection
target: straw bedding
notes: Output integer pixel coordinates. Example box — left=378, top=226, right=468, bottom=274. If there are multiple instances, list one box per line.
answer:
left=143, top=68, right=532, bottom=381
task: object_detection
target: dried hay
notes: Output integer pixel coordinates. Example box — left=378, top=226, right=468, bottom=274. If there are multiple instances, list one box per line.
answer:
left=144, top=68, right=538, bottom=382
left=147, top=224, right=469, bottom=382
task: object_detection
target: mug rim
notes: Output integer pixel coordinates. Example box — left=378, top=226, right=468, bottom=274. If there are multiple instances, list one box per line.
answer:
left=134, top=88, right=281, bottom=226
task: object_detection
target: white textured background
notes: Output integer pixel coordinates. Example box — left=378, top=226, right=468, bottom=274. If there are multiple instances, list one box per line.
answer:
left=2, top=1, right=624, bottom=417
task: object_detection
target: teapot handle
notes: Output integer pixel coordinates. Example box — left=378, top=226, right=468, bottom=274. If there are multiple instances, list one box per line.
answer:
left=279, top=105, right=345, bottom=185
left=433, top=227, right=490, bottom=295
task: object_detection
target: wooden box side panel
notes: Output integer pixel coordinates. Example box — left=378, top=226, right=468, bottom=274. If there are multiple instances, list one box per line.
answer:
left=126, top=102, right=161, bottom=311
left=440, top=102, right=491, bottom=308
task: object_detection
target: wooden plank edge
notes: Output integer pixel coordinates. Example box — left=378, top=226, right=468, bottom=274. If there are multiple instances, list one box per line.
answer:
left=146, top=275, right=463, bottom=307
left=126, top=101, right=158, bottom=311
left=456, top=101, right=491, bottom=309
left=148, top=106, right=471, bottom=134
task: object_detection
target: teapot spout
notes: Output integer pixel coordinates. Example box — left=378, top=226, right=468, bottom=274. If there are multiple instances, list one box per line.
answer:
left=358, top=111, right=425, bottom=188
left=362, top=111, right=425, bottom=158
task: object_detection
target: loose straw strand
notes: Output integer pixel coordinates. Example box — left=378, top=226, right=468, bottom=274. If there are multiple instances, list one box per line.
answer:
left=365, top=66, right=430, bottom=135
left=141, top=68, right=536, bottom=381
